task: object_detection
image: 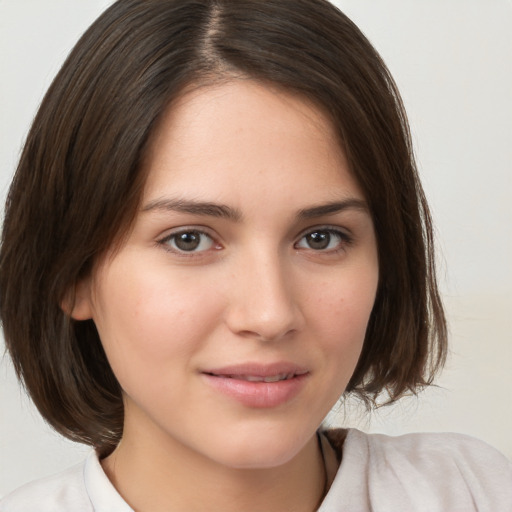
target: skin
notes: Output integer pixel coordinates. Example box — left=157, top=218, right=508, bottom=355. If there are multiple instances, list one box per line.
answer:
left=73, top=80, right=379, bottom=512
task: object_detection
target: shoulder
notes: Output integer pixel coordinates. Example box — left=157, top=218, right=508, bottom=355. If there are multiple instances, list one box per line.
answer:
left=322, top=428, right=512, bottom=512
left=0, top=459, right=91, bottom=512
left=356, top=429, right=512, bottom=477
left=349, top=427, right=506, bottom=456
left=326, top=427, right=512, bottom=470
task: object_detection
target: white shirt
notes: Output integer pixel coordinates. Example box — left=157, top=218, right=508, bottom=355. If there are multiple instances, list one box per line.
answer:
left=2, top=429, right=511, bottom=511
left=319, top=429, right=512, bottom=512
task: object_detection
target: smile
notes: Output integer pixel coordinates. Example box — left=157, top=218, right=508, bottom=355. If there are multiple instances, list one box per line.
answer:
left=234, top=373, right=294, bottom=382
left=207, top=371, right=307, bottom=383
left=202, top=364, right=310, bottom=408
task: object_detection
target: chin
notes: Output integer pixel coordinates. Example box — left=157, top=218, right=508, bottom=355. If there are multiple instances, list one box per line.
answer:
left=204, top=427, right=315, bottom=470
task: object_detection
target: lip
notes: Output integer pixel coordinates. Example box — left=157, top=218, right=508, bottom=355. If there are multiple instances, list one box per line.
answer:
left=201, top=362, right=309, bottom=408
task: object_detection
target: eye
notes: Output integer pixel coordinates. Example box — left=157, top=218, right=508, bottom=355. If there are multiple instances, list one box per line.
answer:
left=295, top=228, right=350, bottom=251
left=160, top=230, right=216, bottom=253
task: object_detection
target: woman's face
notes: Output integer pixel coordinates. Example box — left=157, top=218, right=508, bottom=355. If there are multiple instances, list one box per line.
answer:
left=76, top=80, right=379, bottom=469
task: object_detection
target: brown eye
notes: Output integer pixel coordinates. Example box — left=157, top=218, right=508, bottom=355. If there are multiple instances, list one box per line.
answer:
left=305, top=231, right=331, bottom=250
left=163, top=230, right=214, bottom=252
left=296, top=229, right=349, bottom=251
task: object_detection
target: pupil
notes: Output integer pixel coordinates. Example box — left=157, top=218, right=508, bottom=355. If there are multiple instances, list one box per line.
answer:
left=175, top=232, right=200, bottom=251
left=307, top=231, right=330, bottom=250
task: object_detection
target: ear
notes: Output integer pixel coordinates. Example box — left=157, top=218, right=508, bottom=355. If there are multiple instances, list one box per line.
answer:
left=61, top=278, right=94, bottom=320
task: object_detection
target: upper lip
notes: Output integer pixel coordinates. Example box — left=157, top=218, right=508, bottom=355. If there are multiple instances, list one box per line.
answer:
left=202, top=362, right=309, bottom=379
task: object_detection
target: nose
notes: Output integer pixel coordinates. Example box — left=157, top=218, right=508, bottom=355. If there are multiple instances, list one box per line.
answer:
left=224, top=248, right=304, bottom=342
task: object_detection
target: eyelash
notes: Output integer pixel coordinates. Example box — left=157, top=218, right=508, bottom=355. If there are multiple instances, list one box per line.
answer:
left=157, top=228, right=219, bottom=257
left=157, top=226, right=353, bottom=256
left=295, top=227, right=353, bottom=253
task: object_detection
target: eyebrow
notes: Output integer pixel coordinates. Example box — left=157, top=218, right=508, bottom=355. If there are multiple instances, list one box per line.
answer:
left=142, top=198, right=242, bottom=221
left=142, top=197, right=368, bottom=221
left=297, top=199, right=369, bottom=219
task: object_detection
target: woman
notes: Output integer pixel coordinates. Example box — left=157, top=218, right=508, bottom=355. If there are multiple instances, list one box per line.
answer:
left=1, top=0, right=510, bottom=510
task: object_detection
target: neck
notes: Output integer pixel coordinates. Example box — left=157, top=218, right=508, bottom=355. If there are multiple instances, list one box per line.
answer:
left=101, top=417, right=326, bottom=512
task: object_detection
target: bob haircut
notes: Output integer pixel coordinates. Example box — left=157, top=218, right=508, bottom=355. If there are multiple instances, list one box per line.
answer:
left=0, top=0, right=446, bottom=454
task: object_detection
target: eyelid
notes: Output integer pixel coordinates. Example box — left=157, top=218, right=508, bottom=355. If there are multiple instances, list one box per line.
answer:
left=157, top=226, right=222, bottom=256
left=294, top=225, right=353, bottom=251
left=296, top=224, right=353, bottom=239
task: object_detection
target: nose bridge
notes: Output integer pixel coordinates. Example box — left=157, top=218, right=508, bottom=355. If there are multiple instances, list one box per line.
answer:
left=225, top=242, right=302, bottom=341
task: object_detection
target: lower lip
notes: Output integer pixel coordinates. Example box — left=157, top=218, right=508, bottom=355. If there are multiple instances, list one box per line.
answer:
left=202, top=373, right=308, bottom=408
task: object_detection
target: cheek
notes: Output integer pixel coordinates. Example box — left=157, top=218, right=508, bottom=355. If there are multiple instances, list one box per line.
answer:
left=308, top=265, right=378, bottom=377
left=311, top=267, right=378, bottom=335
left=90, top=263, right=224, bottom=377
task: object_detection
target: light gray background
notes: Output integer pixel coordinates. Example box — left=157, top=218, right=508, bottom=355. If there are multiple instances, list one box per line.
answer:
left=1, top=0, right=511, bottom=497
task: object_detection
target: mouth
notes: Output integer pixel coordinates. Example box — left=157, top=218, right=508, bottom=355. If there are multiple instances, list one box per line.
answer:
left=201, top=363, right=309, bottom=408
left=204, top=371, right=308, bottom=383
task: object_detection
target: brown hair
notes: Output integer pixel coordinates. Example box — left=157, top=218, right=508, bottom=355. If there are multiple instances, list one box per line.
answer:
left=0, top=0, right=446, bottom=454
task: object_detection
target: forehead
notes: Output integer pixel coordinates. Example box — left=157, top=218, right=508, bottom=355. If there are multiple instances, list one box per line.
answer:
left=142, top=80, right=363, bottom=208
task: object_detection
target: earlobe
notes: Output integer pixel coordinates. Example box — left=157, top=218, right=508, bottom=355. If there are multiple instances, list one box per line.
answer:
left=61, top=280, right=94, bottom=320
